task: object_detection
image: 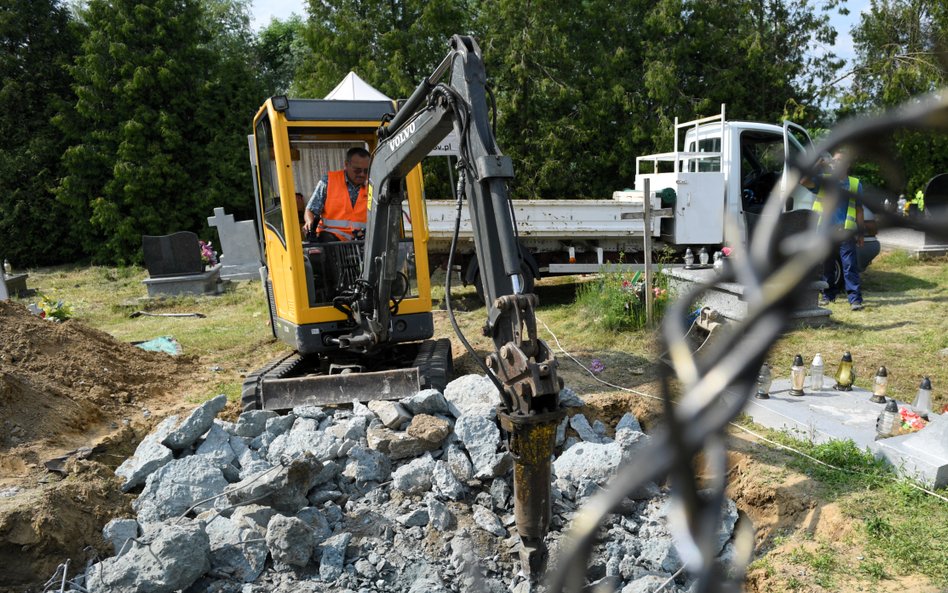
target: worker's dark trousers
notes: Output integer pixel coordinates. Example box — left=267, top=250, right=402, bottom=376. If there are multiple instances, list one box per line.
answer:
left=822, top=238, right=862, bottom=304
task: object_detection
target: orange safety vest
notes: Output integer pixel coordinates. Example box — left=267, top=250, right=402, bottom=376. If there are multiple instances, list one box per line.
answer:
left=317, top=170, right=368, bottom=241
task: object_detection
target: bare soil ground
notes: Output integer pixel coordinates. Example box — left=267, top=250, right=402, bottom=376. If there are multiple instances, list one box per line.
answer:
left=0, top=294, right=943, bottom=592
left=0, top=300, right=206, bottom=589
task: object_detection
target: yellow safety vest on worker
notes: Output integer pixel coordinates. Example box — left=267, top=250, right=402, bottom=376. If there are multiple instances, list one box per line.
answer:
left=913, top=189, right=925, bottom=212
left=812, top=176, right=859, bottom=230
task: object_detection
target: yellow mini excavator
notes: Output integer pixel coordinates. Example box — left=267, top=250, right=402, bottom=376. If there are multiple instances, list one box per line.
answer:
left=244, top=35, right=563, bottom=575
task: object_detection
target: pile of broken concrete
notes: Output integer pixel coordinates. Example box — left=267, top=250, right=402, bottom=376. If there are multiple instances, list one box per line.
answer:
left=75, top=375, right=738, bottom=593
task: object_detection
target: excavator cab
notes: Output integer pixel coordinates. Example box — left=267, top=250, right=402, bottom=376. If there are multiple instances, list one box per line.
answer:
left=250, top=97, right=433, bottom=355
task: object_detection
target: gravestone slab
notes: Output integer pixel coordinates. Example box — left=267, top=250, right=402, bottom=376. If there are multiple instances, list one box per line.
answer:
left=877, top=228, right=948, bottom=258
left=1, top=273, right=28, bottom=297
left=207, top=208, right=261, bottom=281
left=142, top=265, right=222, bottom=297
left=142, top=232, right=222, bottom=297
left=142, top=232, right=204, bottom=278
left=664, top=267, right=830, bottom=326
left=728, top=378, right=948, bottom=488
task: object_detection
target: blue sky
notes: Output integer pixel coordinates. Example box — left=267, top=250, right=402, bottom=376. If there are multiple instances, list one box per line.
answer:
left=250, top=0, right=869, bottom=67
left=250, top=0, right=306, bottom=30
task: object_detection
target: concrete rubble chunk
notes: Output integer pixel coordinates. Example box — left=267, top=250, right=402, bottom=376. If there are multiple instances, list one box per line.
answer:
left=133, top=455, right=230, bottom=523
left=342, top=445, right=392, bottom=483
left=391, top=454, right=435, bottom=494
left=86, top=520, right=210, bottom=593
left=292, top=405, right=327, bottom=420
left=406, top=413, right=452, bottom=444
left=622, top=574, right=677, bottom=593
left=195, top=423, right=236, bottom=467
left=163, top=394, right=228, bottom=450
left=226, top=453, right=323, bottom=513
left=443, top=374, right=501, bottom=418
left=267, top=428, right=340, bottom=464
left=350, top=399, right=373, bottom=418
left=396, top=508, right=430, bottom=527
left=367, top=425, right=439, bottom=460
left=265, top=515, right=314, bottom=567
left=569, top=413, right=603, bottom=443
left=234, top=410, right=278, bottom=438
left=559, top=386, right=585, bottom=407
left=553, top=441, right=622, bottom=485
left=327, top=415, right=368, bottom=441
left=319, top=532, right=352, bottom=582
left=616, top=428, right=652, bottom=462
left=400, top=389, right=450, bottom=416
left=296, top=506, right=332, bottom=543
left=230, top=504, right=275, bottom=535
left=616, top=412, right=642, bottom=433
left=102, top=518, right=139, bottom=556
left=425, top=496, right=455, bottom=531
left=265, top=413, right=297, bottom=438
left=206, top=515, right=268, bottom=582
left=432, top=460, right=466, bottom=500
left=454, top=414, right=503, bottom=479
left=555, top=415, right=569, bottom=447
left=368, top=400, right=412, bottom=429
left=115, top=415, right=178, bottom=492
left=490, top=478, right=511, bottom=510
left=445, top=444, right=474, bottom=482
left=472, top=505, right=506, bottom=537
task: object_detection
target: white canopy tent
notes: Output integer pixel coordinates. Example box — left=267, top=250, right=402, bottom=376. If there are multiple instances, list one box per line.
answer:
left=324, top=72, right=392, bottom=101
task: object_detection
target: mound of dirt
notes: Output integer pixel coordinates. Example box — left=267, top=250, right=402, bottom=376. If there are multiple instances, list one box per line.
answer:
left=0, top=300, right=193, bottom=459
left=0, top=300, right=203, bottom=591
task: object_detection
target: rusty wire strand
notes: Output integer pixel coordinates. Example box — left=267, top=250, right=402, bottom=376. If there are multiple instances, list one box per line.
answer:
left=546, top=89, right=948, bottom=593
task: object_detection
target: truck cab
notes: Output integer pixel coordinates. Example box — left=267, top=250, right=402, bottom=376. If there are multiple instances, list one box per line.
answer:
left=635, top=106, right=815, bottom=249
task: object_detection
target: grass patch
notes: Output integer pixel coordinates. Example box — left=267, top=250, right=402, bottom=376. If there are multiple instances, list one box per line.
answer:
left=741, top=423, right=948, bottom=587
left=574, top=261, right=672, bottom=331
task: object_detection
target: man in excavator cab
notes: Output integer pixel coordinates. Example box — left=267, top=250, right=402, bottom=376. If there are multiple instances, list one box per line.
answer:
left=303, top=147, right=371, bottom=242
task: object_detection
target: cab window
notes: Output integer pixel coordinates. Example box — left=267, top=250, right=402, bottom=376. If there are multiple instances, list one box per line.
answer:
left=255, top=114, right=284, bottom=246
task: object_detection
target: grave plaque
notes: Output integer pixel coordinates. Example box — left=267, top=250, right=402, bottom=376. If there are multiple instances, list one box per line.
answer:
left=142, top=232, right=203, bottom=278
left=141, top=231, right=222, bottom=297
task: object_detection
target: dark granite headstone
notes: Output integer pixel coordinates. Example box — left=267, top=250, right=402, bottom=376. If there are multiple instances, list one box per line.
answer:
left=142, top=232, right=203, bottom=278
left=924, top=173, right=948, bottom=222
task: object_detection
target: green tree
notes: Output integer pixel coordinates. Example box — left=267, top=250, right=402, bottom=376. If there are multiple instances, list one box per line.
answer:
left=257, top=14, right=312, bottom=96
left=58, top=0, right=213, bottom=263
left=198, top=0, right=270, bottom=222
left=840, top=0, right=948, bottom=193
left=298, top=0, right=471, bottom=99
left=0, top=0, right=81, bottom=266
left=58, top=0, right=267, bottom=263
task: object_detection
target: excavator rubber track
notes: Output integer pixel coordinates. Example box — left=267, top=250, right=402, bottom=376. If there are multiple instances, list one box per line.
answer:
left=241, top=338, right=453, bottom=412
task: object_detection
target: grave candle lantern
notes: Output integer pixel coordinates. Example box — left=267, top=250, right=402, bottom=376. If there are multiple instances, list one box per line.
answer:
left=755, top=363, right=773, bottom=399
left=913, top=376, right=933, bottom=416
left=834, top=351, right=854, bottom=391
left=789, top=354, right=806, bottom=396
left=870, top=366, right=888, bottom=404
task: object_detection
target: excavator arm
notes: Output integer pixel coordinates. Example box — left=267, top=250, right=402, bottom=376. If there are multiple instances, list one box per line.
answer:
left=335, top=35, right=564, bottom=576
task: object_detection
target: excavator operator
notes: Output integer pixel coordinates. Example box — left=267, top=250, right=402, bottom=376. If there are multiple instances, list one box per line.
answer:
left=303, top=147, right=370, bottom=242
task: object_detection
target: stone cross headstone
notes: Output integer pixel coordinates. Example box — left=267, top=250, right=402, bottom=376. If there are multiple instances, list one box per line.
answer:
left=142, top=232, right=204, bottom=278
left=207, top=207, right=261, bottom=281
left=0, top=272, right=8, bottom=301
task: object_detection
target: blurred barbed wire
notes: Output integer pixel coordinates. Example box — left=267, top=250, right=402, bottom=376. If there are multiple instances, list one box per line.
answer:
left=547, top=90, right=948, bottom=593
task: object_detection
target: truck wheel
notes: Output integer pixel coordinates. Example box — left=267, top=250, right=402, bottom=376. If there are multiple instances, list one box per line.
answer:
left=414, top=338, right=453, bottom=392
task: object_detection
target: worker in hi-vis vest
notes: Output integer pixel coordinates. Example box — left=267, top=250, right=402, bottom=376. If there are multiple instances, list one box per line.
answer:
left=803, top=149, right=866, bottom=311
left=303, top=147, right=370, bottom=242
